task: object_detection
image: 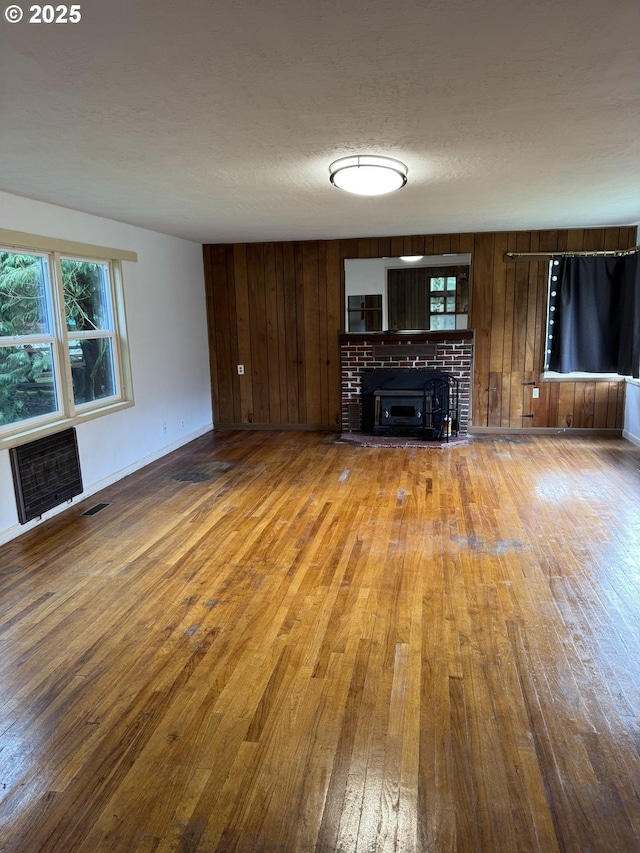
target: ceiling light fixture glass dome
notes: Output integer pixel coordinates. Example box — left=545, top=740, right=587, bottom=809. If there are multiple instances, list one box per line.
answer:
left=329, top=155, right=408, bottom=196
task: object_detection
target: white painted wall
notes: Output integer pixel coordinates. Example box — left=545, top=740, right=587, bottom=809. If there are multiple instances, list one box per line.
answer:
left=0, top=192, right=212, bottom=543
left=623, top=378, right=640, bottom=447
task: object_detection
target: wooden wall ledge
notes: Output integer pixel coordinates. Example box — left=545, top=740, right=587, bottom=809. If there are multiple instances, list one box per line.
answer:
left=339, top=330, right=475, bottom=344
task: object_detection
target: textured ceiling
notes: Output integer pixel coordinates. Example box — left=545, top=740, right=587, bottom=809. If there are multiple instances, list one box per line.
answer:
left=1, top=0, right=638, bottom=244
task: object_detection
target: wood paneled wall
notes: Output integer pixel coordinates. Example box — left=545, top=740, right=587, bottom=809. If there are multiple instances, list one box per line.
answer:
left=203, top=226, right=637, bottom=431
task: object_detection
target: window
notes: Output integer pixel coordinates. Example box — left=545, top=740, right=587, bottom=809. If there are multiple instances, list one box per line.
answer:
left=427, top=273, right=460, bottom=330
left=0, top=232, right=135, bottom=446
left=543, top=254, right=640, bottom=380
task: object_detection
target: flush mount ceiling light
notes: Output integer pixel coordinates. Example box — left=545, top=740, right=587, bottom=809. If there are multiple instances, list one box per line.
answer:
left=329, top=155, right=408, bottom=196
left=400, top=255, right=424, bottom=262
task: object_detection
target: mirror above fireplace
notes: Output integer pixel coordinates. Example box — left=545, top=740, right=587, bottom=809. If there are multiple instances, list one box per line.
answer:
left=344, top=253, right=471, bottom=334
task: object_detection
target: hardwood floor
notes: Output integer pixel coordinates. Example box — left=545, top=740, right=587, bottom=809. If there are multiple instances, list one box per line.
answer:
left=0, top=431, right=639, bottom=853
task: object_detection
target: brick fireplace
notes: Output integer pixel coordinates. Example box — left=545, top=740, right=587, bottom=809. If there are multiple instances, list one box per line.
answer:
left=339, top=331, right=474, bottom=435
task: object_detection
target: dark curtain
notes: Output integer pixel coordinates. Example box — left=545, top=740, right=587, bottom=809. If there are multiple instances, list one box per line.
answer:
left=547, top=254, right=640, bottom=378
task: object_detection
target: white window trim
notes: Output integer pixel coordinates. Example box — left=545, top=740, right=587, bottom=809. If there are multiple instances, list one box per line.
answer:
left=0, top=230, right=137, bottom=263
left=0, top=230, right=136, bottom=449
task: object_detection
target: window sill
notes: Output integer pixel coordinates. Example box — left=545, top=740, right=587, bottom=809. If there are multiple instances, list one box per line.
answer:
left=542, top=372, right=627, bottom=383
left=1, top=398, right=134, bottom=450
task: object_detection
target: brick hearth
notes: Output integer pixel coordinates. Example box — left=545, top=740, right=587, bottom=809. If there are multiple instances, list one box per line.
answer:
left=339, top=331, right=474, bottom=434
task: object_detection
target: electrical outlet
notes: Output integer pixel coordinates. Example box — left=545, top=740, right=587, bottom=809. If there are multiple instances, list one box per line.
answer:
left=237, top=364, right=244, bottom=375
left=532, top=387, right=539, bottom=399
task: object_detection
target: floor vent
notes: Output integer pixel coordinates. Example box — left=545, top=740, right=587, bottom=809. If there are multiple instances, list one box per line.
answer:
left=82, top=502, right=111, bottom=517
left=10, top=428, right=83, bottom=524
left=173, top=470, right=212, bottom=483
left=172, top=461, right=233, bottom=483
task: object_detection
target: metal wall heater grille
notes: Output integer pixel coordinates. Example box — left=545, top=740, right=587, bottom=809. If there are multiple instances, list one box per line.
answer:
left=10, top=428, right=83, bottom=524
left=346, top=403, right=361, bottom=431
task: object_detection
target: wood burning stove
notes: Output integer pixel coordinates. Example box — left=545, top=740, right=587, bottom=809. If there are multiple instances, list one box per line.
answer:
left=374, top=390, right=425, bottom=431
left=363, top=369, right=459, bottom=441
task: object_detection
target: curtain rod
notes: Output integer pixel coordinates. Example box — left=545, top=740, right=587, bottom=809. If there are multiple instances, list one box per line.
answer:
left=505, top=246, right=640, bottom=261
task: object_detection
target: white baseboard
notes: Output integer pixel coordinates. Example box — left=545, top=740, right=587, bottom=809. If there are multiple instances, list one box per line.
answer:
left=0, top=423, right=213, bottom=546
left=622, top=429, right=640, bottom=447
left=82, top=423, right=213, bottom=496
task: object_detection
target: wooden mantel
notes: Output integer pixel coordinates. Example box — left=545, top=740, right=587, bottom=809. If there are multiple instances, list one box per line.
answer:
left=339, top=330, right=474, bottom=344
